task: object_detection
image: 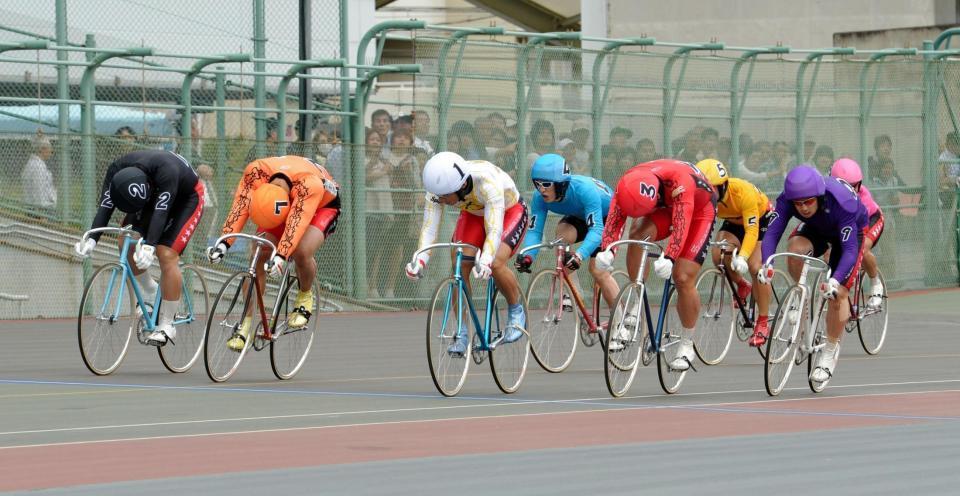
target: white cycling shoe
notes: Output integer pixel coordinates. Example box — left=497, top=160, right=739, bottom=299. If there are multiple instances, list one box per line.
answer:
left=146, top=323, right=176, bottom=344
left=810, top=342, right=839, bottom=383
left=669, top=338, right=696, bottom=371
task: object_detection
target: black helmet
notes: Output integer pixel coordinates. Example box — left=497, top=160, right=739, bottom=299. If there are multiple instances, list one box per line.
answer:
left=109, top=167, right=151, bottom=213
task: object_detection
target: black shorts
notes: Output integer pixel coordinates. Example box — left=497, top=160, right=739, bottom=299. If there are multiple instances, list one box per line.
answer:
left=122, top=182, right=204, bottom=254
left=719, top=211, right=772, bottom=246
left=790, top=222, right=865, bottom=287
left=559, top=214, right=606, bottom=258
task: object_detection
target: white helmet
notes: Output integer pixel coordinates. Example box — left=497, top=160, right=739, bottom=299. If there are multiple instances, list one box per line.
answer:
left=422, top=151, right=469, bottom=196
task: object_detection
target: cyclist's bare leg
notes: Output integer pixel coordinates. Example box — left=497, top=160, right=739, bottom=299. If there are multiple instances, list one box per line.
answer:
left=673, top=258, right=702, bottom=330
left=786, top=235, right=814, bottom=281
left=862, top=237, right=879, bottom=279
left=290, top=225, right=325, bottom=293
left=589, top=260, right=618, bottom=307
left=716, top=231, right=745, bottom=286
left=155, top=246, right=182, bottom=302
left=825, top=284, right=850, bottom=343
left=625, top=218, right=658, bottom=281
left=554, top=222, right=586, bottom=300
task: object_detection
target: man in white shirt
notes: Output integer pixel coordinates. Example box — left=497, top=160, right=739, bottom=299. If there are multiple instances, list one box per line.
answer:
left=22, top=134, right=57, bottom=212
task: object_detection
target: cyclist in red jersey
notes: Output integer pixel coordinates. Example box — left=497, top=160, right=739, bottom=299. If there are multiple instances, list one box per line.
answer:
left=596, top=159, right=717, bottom=370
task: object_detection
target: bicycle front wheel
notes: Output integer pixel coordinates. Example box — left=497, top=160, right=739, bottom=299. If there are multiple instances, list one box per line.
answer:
left=204, top=271, right=256, bottom=383
left=526, top=269, right=578, bottom=373
left=78, top=263, right=135, bottom=375
left=271, top=275, right=318, bottom=380
left=158, top=264, right=209, bottom=373
left=426, top=278, right=471, bottom=397
left=764, top=285, right=804, bottom=396
left=657, top=288, right=686, bottom=394
left=808, top=298, right=830, bottom=393
left=489, top=289, right=530, bottom=394
left=857, top=271, right=888, bottom=355
left=604, top=282, right=645, bottom=397
left=693, top=269, right=733, bottom=365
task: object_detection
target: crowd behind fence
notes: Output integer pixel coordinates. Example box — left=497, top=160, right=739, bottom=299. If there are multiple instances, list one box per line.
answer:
left=2, top=21, right=960, bottom=318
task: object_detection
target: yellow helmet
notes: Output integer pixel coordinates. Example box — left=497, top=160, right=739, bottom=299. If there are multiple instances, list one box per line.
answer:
left=695, top=159, right=729, bottom=187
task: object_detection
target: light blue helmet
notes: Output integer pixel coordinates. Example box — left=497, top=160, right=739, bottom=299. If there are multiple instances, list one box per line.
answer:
left=530, top=153, right=571, bottom=183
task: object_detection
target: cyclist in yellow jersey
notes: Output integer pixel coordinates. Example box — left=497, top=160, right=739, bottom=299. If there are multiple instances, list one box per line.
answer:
left=696, top=159, right=775, bottom=346
left=406, top=152, right=529, bottom=354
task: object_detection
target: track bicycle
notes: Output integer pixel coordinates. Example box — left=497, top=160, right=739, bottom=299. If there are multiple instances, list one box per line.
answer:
left=77, top=226, right=209, bottom=375
left=603, top=239, right=688, bottom=397
left=693, top=239, right=791, bottom=364
left=762, top=252, right=832, bottom=396
left=519, top=238, right=629, bottom=372
left=203, top=233, right=318, bottom=382
left=840, top=267, right=889, bottom=355
left=414, top=242, right=530, bottom=397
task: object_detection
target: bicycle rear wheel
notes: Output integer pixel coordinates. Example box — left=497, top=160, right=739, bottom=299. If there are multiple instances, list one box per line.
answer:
left=604, top=283, right=645, bottom=397
left=526, top=269, right=577, bottom=373
left=204, top=271, right=256, bottom=383
left=78, top=263, right=135, bottom=375
left=808, top=298, right=830, bottom=393
left=693, top=268, right=733, bottom=365
left=426, top=278, right=471, bottom=397
left=857, top=271, right=888, bottom=355
left=656, top=288, right=686, bottom=394
left=764, top=285, right=804, bottom=396
left=158, top=264, right=209, bottom=373
left=271, top=275, right=318, bottom=380
left=489, top=289, right=530, bottom=394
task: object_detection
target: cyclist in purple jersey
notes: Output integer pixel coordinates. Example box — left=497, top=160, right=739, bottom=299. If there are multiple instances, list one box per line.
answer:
left=759, top=165, right=868, bottom=384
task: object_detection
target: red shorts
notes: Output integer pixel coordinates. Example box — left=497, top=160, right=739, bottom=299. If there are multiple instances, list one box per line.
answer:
left=865, top=211, right=884, bottom=245
left=452, top=200, right=528, bottom=256
left=260, top=197, right=341, bottom=241
left=643, top=201, right=715, bottom=264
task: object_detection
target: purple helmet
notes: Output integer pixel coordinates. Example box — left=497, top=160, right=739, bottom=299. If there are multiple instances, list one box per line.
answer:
left=782, top=165, right=826, bottom=201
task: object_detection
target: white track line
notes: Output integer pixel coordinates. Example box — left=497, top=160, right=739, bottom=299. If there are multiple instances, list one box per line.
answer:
left=1, top=383, right=958, bottom=447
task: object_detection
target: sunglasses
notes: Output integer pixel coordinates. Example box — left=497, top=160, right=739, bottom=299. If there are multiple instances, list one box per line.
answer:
left=533, top=180, right=554, bottom=189
left=792, top=197, right=818, bottom=208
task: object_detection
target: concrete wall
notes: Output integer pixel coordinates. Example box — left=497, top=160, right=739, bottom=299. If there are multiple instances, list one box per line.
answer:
left=600, top=0, right=941, bottom=48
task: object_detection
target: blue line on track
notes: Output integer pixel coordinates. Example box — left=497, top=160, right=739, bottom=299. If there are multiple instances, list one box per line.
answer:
left=2, top=378, right=959, bottom=423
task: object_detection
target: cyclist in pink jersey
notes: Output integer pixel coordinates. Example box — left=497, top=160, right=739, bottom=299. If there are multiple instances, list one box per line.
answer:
left=830, top=158, right=884, bottom=308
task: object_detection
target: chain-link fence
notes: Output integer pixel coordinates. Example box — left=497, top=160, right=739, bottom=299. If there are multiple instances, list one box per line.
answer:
left=2, top=18, right=960, bottom=318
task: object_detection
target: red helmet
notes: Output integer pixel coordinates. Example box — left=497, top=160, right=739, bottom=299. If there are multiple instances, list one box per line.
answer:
left=616, top=167, right=660, bottom=217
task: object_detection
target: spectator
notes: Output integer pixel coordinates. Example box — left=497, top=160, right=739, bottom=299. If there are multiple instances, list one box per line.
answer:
left=938, top=131, right=960, bottom=207
left=311, top=127, right=334, bottom=165
left=739, top=133, right=755, bottom=160
left=768, top=140, right=792, bottom=183
left=678, top=127, right=703, bottom=163
left=244, top=117, right=279, bottom=164
left=635, top=138, right=659, bottom=163
left=364, top=128, right=393, bottom=298
left=371, top=109, right=392, bottom=147
left=868, top=134, right=893, bottom=179
left=195, top=162, right=219, bottom=241
left=474, top=116, right=495, bottom=148
left=557, top=138, right=588, bottom=174
left=412, top=110, right=435, bottom=152
left=755, top=140, right=774, bottom=167
left=487, top=127, right=509, bottom=151
left=870, top=157, right=906, bottom=208
left=526, top=118, right=556, bottom=166
left=22, top=133, right=57, bottom=214
left=376, top=128, right=421, bottom=300
left=737, top=147, right=781, bottom=189
left=870, top=157, right=905, bottom=282
left=570, top=128, right=591, bottom=166
left=448, top=120, right=487, bottom=161
left=393, top=114, right=433, bottom=156
left=803, top=140, right=817, bottom=163
left=601, top=126, right=637, bottom=185
left=812, top=144, right=835, bottom=174
left=718, top=137, right=732, bottom=165
left=487, top=112, right=507, bottom=133
left=697, top=127, right=720, bottom=161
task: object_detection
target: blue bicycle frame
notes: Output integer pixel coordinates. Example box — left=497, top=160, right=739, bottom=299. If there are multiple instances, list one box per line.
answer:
left=642, top=278, right=675, bottom=354
left=438, top=249, right=503, bottom=352
left=98, top=235, right=196, bottom=331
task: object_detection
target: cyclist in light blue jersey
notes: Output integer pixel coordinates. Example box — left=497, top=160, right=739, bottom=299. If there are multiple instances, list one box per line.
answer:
left=515, top=154, right=619, bottom=308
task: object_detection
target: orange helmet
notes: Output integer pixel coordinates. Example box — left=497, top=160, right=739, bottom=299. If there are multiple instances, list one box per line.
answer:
left=249, top=183, right=290, bottom=229
left=616, top=168, right=660, bottom=218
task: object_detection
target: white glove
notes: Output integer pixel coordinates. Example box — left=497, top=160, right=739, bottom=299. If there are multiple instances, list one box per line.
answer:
left=267, top=255, right=286, bottom=278
left=819, top=277, right=840, bottom=300
left=74, top=238, right=96, bottom=258
left=757, top=264, right=775, bottom=285
left=731, top=255, right=749, bottom=276
left=322, top=178, right=339, bottom=196
left=133, top=244, right=156, bottom=271
left=406, top=257, right=426, bottom=280
left=653, top=255, right=673, bottom=279
left=595, top=250, right=615, bottom=272
left=472, top=253, right=493, bottom=280
left=206, top=242, right=228, bottom=264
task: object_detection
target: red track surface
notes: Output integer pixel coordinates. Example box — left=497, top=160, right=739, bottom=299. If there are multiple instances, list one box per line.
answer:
left=2, top=390, right=957, bottom=492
